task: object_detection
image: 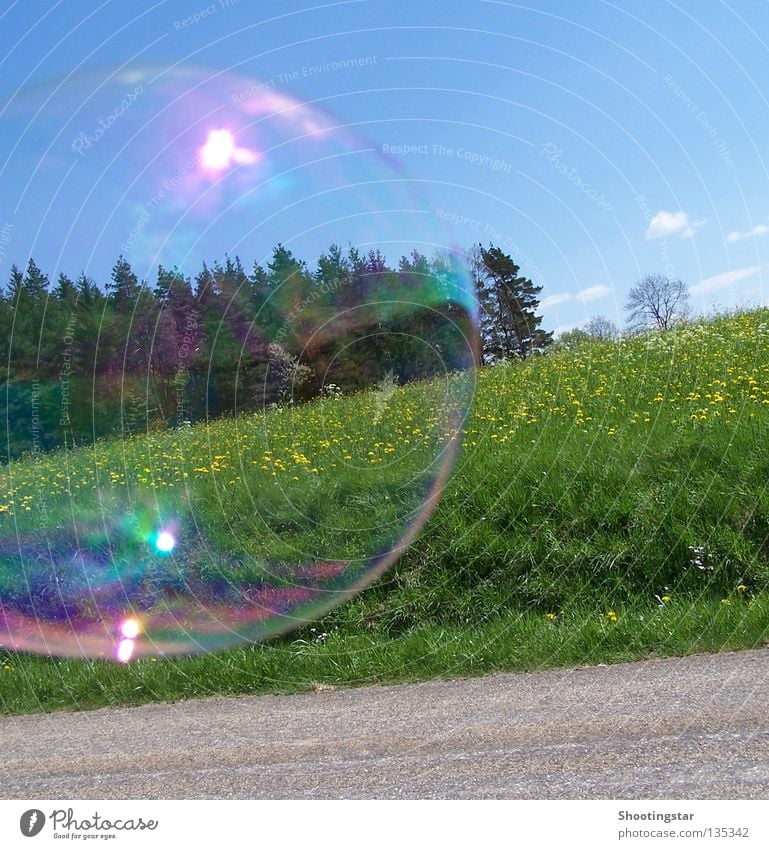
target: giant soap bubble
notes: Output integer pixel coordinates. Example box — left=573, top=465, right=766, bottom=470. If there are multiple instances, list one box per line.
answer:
left=0, top=66, right=477, bottom=659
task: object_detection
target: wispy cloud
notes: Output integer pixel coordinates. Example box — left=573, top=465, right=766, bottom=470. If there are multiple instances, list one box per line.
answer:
left=726, top=224, right=769, bottom=243
left=542, top=285, right=611, bottom=309
left=688, top=265, right=761, bottom=296
left=577, top=284, right=612, bottom=303
left=645, top=210, right=705, bottom=240
left=541, top=293, right=572, bottom=308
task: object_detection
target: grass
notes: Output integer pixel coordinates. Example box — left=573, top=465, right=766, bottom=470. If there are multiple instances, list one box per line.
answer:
left=2, top=307, right=769, bottom=713
left=2, top=593, right=768, bottom=715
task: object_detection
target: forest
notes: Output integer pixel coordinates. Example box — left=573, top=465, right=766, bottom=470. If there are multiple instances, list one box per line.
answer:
left=0, top=242, right=548, bottom=461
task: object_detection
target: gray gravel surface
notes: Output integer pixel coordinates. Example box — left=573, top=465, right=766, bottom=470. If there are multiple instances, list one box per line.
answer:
left=2, top=649, right=769, bottom=799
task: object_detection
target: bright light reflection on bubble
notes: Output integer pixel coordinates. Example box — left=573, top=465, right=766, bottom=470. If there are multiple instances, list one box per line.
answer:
left=117, top=639, right=136, bottom=663
left=155, top=531, right=176, bottom=554
left=0, top=65, right=478, bottom=660
left=121, top=619, right=141, bottom=640
left=200, top=128, right=257, bottom=172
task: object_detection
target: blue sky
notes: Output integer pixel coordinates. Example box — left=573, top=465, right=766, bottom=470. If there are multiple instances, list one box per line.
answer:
left=1, top=0, right=768, bottom=334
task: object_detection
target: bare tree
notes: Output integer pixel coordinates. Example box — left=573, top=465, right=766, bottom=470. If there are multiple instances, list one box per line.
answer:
left=624, top=273, right=689, bottom=332
left=584, top=314, right=618, bottom=341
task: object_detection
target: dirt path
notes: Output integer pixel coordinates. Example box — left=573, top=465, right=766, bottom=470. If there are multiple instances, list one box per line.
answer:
left=3, top=649, right=768, bottom=799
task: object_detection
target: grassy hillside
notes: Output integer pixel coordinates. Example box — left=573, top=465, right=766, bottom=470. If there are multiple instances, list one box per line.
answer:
left=2, top=308, right=769, bottom=712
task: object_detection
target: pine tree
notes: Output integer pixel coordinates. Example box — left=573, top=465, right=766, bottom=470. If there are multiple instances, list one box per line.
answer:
left=474, top=244, right=552, bottom=361
left=155, top=265, right=195, bottom=372
left=53, top=272, right=78, bottom=306
left=0, top=273, right=13, bottom=367
left=267, top=244, right=312, bottom=352
left=6, top=264, right=24, bottom=303
left=6, top=262, right=44, bottom=375
left=23, top=258, right=50, bottom=303
left=75, top=272, right=102, bottom=308
left=315, top=243, right=351, bottom=290
left=74, top=273, right=105, bottom=373
left=107, top=256, right=141, bottom=307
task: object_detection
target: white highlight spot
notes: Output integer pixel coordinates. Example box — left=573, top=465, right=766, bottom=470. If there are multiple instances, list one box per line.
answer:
left=155, top=531, right=176, bottom=551
left=200, top=129, right=257, bottom=171
left=117, top=638, right=135, bottom=663
left=156, top=531, right=176, bottom=552
left=201, top=129, right=235, bottom=169
left=121, top=618, right=141, bottom=639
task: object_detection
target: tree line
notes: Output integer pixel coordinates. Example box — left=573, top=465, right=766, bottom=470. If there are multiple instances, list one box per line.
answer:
left=1, top=242, right=551, bottom=461
left=556, top=274, right=692, bottom=349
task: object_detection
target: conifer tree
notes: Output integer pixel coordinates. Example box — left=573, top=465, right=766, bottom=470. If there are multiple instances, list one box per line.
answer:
left=474, top=243, right=552, bottom=361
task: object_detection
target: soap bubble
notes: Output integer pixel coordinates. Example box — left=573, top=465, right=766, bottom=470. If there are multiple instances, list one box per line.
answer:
left=0, top=66, right=477, bottom=659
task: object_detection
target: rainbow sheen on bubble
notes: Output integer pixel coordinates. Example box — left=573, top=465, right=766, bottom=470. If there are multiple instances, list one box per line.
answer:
left=0, top=66, right=477, bottom=659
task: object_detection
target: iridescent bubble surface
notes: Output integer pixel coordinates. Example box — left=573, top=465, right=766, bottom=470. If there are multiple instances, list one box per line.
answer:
left=0, top=66, right=477, bottom=659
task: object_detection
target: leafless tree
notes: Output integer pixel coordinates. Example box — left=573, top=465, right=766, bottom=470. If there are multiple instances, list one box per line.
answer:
left=624, top=274, right=689, bottom=333
left=584, top=314, right=618, bottom=341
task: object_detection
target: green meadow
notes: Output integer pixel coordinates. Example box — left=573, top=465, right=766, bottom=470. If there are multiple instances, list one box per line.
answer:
left=2, top=308, right=769, bottom=714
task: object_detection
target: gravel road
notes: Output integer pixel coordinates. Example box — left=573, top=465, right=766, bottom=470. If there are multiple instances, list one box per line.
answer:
left=3, top=649, right=769, bottom=799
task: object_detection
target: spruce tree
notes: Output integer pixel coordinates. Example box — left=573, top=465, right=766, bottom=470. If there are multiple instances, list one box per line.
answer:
left=475, top=244, right=552, bottom=361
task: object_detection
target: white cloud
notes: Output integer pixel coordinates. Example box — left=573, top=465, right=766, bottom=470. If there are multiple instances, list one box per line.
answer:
left=688, top=265, right=761, bottom=296
left=540, top=292, right=571, bottom=309
left=576, top=284, right=612, bottom=303
left=726, top=224, right=769, bottom=243
left=542, top=285, right=611, bottom=310
left=645, top=210, right=705, bottom=240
